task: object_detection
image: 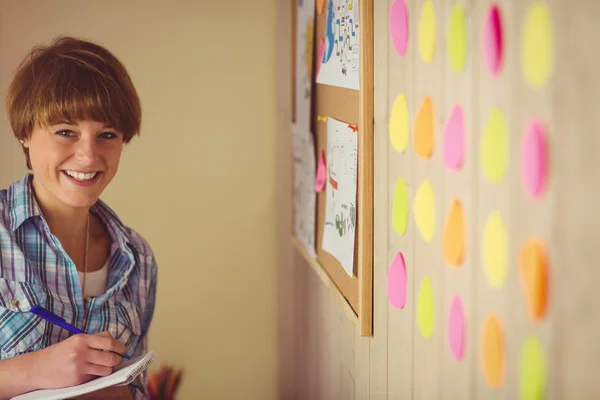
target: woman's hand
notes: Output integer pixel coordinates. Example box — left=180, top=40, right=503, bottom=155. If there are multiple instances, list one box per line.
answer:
left=32, top=331, right=127, bottom=390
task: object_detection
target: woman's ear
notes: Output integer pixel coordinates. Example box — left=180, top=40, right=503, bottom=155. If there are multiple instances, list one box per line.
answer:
left=19, top=139, right=29, bottom=148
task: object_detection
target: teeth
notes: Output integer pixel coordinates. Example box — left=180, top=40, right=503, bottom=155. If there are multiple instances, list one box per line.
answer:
left=64, top=170, right=98, bottom=181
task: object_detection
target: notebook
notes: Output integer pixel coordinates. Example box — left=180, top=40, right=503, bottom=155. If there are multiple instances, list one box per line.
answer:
left=11, top=351, right=156, bottom=400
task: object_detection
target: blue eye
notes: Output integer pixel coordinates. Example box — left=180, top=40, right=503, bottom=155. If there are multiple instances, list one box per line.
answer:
left=55, top=130, right=75, bottom=137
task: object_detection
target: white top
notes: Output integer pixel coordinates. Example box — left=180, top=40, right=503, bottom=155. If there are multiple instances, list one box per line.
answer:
left=77, top=261, right=108, bottom=299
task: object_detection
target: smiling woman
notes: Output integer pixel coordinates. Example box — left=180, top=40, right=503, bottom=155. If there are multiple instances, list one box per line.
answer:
left=0, top=36, right=157, bottom=400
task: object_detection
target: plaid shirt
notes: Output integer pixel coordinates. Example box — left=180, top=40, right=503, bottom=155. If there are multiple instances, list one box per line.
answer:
left=0, top=174, right=157, bottom=399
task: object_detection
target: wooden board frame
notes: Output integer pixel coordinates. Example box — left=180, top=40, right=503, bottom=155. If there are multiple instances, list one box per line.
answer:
left=291, top=0, right=373, bottom=337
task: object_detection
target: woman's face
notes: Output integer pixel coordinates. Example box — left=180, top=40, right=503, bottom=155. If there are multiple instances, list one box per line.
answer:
left=23, top=119, right=124, bottom=210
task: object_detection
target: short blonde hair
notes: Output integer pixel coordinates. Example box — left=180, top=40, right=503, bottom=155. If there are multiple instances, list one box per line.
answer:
left=5, top=36, right=142, bottom=168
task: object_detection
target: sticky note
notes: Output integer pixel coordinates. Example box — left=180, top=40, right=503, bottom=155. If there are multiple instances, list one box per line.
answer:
left=417, top=276, right=435, bottom=338
left=519, top=238, right=549, bottom=321
left=418, top=0, right=436, bottom=64
left=316, top=37, right=325, bottom=79
left=484, top=5, right=503, bottom=76
left=448, top=5, right=466, bottom=72
left=521, top=119, right=548, bottom=199
left=414, top=180, right=435, bottom=243
left=315, top=151, right=327, bottom=192
left=448, top=295, right=466, bottom=361
left=389, top=0, right=409, bottom=57
left=482, top=212, right=507, bottom=288
left=387, top=252, right=407, bottom=309
left=443, top=198, right=466, bottom=267
left=389, top=93, right=410, bottom=152
left=392, top=178, right=409, bottom=236
left=522, top=1, right=554, bottom=87
left=316, top=0, right=325, bottom=14
left=413, top=97, right=435, bottom=159
left=443, top=104, right=465, bottom=170
left=481, top=108, right=508, bottom=183
left=519, top=336, right=547, bottom=400
left=480, top=313, right=505, bottom=389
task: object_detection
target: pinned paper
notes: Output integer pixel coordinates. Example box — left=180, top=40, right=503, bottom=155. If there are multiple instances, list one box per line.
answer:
left=521, top=119, right=548, bottom=199
left=482, top=211, right=508, bottom=288
left=519, top=238, right=549, bottom=321
left=417, top=276, right=435, bottom=338
left=316, top=0, right=325, bottom=14
left=392, top=178, right=409, bottom=236
left=389, top=0, right=409, bottom=57
left=442, top=198, right=466, bottom=267
left=480, top=313, right=505, bottom=389
left=484, top=4, right=503, bottom=76
left=387, top=252, right=407, bottom=309
left=418, top=0, right=436, bottom=64
left=316, top=37, right=325, bottom=79
left=519, top=336, right=547, bottom=400
left=413, top=97, right=435, bottom=159
left=481, top=108, right=508, bottom=183
left=414, top=180, right=435, bottom=243
left=443, top=104, right=465, bottom=170
left=448, top=295, right=466, bottom=361
left=315, top=151, right=327, bottom=192
left=448, top=5, right=466, bottom=72
left=389, top=93, right=410, bottom=152
left=522, top=1, right=554, bottom=87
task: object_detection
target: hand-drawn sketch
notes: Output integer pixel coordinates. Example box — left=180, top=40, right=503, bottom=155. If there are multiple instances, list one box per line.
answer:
left=322, top=117, right=358, bottom=276
left=316, top=0, right=360, bottom=90
left=292, top=124, right=317, bottom=257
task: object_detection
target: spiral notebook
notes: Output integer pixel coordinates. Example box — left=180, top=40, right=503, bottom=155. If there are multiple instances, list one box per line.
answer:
left=11, top=351, right=156, bottom=400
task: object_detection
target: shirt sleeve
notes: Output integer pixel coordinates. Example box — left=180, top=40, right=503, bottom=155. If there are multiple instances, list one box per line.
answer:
left=127, top=254, right=158, bottom=399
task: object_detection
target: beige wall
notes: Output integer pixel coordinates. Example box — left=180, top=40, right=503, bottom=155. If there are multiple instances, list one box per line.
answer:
left=0, top=1, right=277, bottom=399
left=278, top=0, right=600, bottom=399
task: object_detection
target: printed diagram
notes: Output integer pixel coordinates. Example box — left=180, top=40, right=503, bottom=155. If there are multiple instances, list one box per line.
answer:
left=292, top=126, right=317, bottom=257
left=323, top=0, right=359, bottom=76
left=303, top=18, right=314, bottom=99
left=327, top=139, right=356, bottom=238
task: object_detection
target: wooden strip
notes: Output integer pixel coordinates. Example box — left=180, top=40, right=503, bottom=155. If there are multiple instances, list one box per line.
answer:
left=358, top=0, right=374, bottom=337
left=292, top=236, right=360, bottom=330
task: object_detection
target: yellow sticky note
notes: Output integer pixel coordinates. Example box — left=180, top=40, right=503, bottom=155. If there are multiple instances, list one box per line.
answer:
left=481, top=108, right=508, bottom=183
left=482, top=212, right=508, bottom=288
left=389, top=93, right=409, bottom=152
left=448, top=5, right=467, bottom=72
left=521, top=1, right=554, bottom=87
left=519, top=336, right=547, bottom=400
left=392, top=179, right=409, bottom=236
left=417, top=276, right=435, bottom=338
left=414, top=180, right=435, bottom=243
left=418, top=0, right=436, bottom=64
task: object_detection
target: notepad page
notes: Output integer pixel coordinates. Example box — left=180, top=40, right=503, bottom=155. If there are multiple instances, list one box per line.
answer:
left=11, top=351, right=156, bottom=400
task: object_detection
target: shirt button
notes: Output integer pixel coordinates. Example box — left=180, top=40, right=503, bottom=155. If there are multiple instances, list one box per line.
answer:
left=10, top=299, right=19, bottom=308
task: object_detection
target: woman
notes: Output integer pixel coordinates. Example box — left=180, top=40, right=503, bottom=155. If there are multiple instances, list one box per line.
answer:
left=0, top=36, right=157, bottom=399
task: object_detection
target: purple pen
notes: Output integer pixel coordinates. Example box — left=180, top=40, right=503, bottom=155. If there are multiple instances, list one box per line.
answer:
left=29, top=305, right=131, bottom=359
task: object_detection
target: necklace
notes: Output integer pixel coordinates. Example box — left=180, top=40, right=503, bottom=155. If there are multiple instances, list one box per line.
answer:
left=81, top=213, right=90, bottom=300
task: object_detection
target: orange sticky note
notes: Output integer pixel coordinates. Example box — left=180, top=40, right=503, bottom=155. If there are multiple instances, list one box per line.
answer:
left=519, top=238, right=549, bottom=321
left=480, top=313, right=505, bottom=389
left=413, top=96, right=435, bottom=158
left=317, top=0, right=325, bottom=14
left=442, top=198, right=466, bottom=266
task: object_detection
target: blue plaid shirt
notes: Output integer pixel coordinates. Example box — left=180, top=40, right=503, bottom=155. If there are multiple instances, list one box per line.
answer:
left=0, top=174, right=157, bottom=399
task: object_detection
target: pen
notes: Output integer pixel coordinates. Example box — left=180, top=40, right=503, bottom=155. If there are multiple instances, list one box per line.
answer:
left=29, top=305, right=132, bottom=359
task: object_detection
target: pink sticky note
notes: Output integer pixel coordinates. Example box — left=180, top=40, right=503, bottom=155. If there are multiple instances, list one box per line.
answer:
left=389, top=0, right=409, bottom=57
left=315, top=151, right=327, bottom=192
left=448, top=295, right=466, bottom=361
left=443, top=104, right=465, bottom=170
left=387, top=252, right=407, bottom=309
left=316, top=37, right=325, bottom=79
left=521, top=119, right=548, bottom=199
left=484, top=4, right=503, bottom=76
